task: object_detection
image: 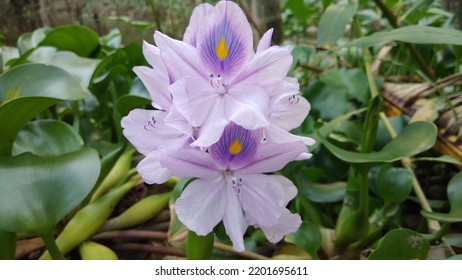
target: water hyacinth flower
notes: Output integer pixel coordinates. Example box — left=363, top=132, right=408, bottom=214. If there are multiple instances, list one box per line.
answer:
left=156, top=0, right=296, bottom=147
left=161, top=123, right=304, bottom=251
left=121, top=0, right=315, bottom=252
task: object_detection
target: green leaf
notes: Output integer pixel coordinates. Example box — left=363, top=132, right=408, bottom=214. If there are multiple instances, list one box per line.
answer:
left=0, top=64, right=90, bottom=155
left=376, top=165, right=413, bottom=204
left=285, top=221, right=321, bottom=259
left=368, top=229, right=430, bottom=260
left=116, top=77, right=151, bottom=116
left=286, top=0, right=310, bottom=22
left=319, top=69, right=369, bottom=103
left=413, top=155, right=462, bottom=165
left=319, top=121, right=437, bottom=165
left=13, top=120, right=83, bottom=157
left=448, top=254, right=462, bottom=260
left=103, top=16, right=154, bottom=32
left=317, top=2, right=358, bottom=48
left=305, top=81, right=349, bottom=121
left=0, top=148, right=100, bottom=234
left=27, top=47, right=100, bottom=87
left=17, top=28, right=48, bottom=55
left=345, top=26, right=462, bottom=48
left=39, top=25, right=100, bottom=57
left=421, top=172, right=462, bottom=222
left=295, top=167, right=346, bottom=202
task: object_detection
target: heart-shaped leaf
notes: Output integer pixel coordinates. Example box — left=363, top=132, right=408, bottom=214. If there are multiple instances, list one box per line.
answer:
left=368, top=229, right=430, bottom=260
left=376, top=164, right=413, bottom=204
left=0, top=148, right=100, bottom=234
left=39, top=25, right=100, bottom=57
left=0, top=64, right=90, bottom=155
left=319, top=121, right=437, bottom=165
left=13, top=120, right=83, bottom=157
left=421, top=171, right=462, bottom=223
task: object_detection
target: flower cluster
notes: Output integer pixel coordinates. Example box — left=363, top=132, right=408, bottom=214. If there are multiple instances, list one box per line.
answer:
left=122, top=0, right=314, bottom=252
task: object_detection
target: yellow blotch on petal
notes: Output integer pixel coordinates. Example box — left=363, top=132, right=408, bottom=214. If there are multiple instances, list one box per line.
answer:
left=229, top=138, right=242, bottom=155
left=215, top=37, right=228, bottom=61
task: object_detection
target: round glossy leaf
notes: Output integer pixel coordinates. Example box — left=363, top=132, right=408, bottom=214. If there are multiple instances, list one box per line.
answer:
left=39, top=25, right=99, bottom=57
left=368, top=229, right=430, bottom=260
left=13, top=120, right=83, bottom=157
left=0, top=148, right=100, bottom=234
left=295, top=168, right=346, bottom=202
left=376, top=165, right=413, bottom=204
left=285, top=221, right=321, bottom=259
left=319, top=121, right=437, bottom=165
left=0, top=64, right=90, bottom=155
left=27, top=47, right=100, bottom=87
left=421, top=171, right=462, bottom=222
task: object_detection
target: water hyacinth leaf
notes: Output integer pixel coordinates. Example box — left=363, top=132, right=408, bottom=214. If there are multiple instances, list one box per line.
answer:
left=368, top=229, right=430, bottom=260
left=39, top=25, right=100, bottom=57
left=13, top=120, right=83, bottom=157
left=0, top=148, right=100, bottom=234
left=26, top=47, right=100, bottom=87
left=116, top=78, right=151, bottom=116
left=305, top=81, right=349, bottom=121
left=421, top=171, right=462, bottom=223
left=285, top=221, right=321, bottom=259
left=0, top=64, right=90, bottom=155
left=376, top=165, right=413, bottom=204
left=103, top=16, right=154, bottom=32
left=17, top=28, right=48, bottom=55
left=295, top=167, right=346, bottom=202
left=345, top=26, right=462, bottom=48
left=317, top=2, right=358, bottom=49
left=285, top=0, right=310, bottom=22
left=413, top=155, right=462, bottom=165
left=319, top=69, right=369, bottom=103
left=319, top=121, right=437, bottom=165
left=100, top=28, right=123, bottom=49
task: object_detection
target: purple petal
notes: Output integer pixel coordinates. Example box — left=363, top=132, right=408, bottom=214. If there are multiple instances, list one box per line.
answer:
left=175, top=176, right=227, bottom=236
left=190, top=96, right=229, bottom=148
left=196, top=0, right=253, bottom=79
left=133, top=66, right=171, bottom=111
left=142, top=41, right=167, bottom=74
left=239, top=141, right=307, bottom=174
left=160, top=148, right=221, bottom=179
left=256, top=29, right=273, bottom=53
left=264, top=124, right=315, bottom=146
left=270, top=90, right=310, bottom=131
left=261, top=208, right=302, bottom=243
left=137, top=152, right=172, bottom=184
left=184, top=3, right=214, bottom=46
left=225, top=83, right=270, bottom=130
left=169, top=78, right=217, bottom=127
left=232, top=45, right=293, bottom=89
left=209, top=122, right=260, bottom=170
left=237, top=173, right=285, bottom=227
left=223, top=181, right=248, bottom=252
left=154, top=31, right=206, bottom=81
left=121, top=109, right=187, bottom=155
left=273, top=175, right=298, bottom=205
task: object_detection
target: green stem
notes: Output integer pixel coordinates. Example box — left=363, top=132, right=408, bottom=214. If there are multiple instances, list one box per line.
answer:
left=186, top=231, right=214, bottom=260
left=0, top=230, right=16, bottom=259
left=41, top=230, right=65, bottom=260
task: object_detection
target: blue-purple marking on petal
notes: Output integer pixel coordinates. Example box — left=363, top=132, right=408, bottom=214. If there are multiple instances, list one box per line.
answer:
left=209, top=122, right=259, bottom=169
left=199, top=17, right=247, bottom=78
